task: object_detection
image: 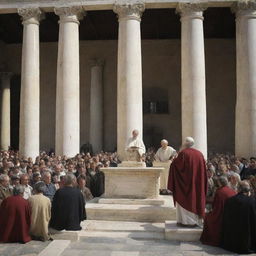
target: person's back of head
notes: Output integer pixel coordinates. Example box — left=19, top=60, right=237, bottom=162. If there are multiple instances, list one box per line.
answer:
left=238, top=181, right=251, bottom=195
left=183, top=137, right=194, bottom=148
left=13, top=184, right=25, bottom=196
left=64, top=173, right=76, bottom=187
left=34, top=181, right=46, bottom=194
left=218, top=175, right=229, bottom=187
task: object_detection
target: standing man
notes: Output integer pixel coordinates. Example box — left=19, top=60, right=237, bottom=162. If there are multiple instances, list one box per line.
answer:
left=155, top=139, right=176, bottom=162
left=0, top=174, right=12, bottom=205
left=168, top=137, right=207, bottom=227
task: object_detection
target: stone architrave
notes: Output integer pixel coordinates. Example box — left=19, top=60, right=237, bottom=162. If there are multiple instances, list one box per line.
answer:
left=177, top=3, right=208, bottom=158
left=54, top=6, right=85, bottom=157
left=232, top=0, right=256, bottom=158
left=114, top=0, right=145, bottom=161
left=18, top=8, right=44, bottom=159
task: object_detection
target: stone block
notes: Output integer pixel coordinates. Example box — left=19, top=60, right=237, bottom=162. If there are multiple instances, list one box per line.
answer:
left=102, top=167, right=164, bottom=199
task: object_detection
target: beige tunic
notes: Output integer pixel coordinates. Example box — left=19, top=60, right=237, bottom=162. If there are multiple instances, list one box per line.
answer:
left=28, top=194, right=51, bottom=241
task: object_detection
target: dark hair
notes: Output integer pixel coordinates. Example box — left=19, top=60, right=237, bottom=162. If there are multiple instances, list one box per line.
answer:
left=77, top=174, right=86, bottom=182
left=250, top=157, right=256, bottom=161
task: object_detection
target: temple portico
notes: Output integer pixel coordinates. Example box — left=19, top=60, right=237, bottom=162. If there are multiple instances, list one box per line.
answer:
left=0, top=0, right=253, bottom=158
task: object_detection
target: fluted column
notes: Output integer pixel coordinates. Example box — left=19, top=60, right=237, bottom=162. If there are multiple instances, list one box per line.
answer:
left=89, top=59, right=104, bottom=153
left=0, top=72, right=12, bottom=150
left=54, top=7, right=85, bottom=157
left=233, top=1, right=256, bottom=158
left=114, top=0, right=145, bottom=160
left=177, top=3, right=208, bottom=158
left=18, top=8, right=44, bottom=159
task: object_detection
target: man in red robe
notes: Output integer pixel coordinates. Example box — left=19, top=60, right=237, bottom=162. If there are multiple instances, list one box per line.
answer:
left=200, top=176, right=236, bottom=246
left=0, top=185, right=31, bottom=243
left=168, top=137, right=207, bottom=227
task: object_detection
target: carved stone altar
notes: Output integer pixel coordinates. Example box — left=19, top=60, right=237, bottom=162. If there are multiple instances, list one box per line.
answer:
left=102, top=167, right=164, bottom=199
left=153, top=161, right=172, bottom=189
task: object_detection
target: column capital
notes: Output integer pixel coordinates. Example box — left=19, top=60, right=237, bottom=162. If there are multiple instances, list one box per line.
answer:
left=113, top=0, right=145, bottom=22
left=54, top=6, right=86, bottom=24
left=176, top=3, right=207, bottom=20
left=0, top=72, right=13, bottom=80
left=232, top=0, right=256, bottom=18
left=18, top=8, right=44, bottom=25
left=89, top=59, right=105, bottom=67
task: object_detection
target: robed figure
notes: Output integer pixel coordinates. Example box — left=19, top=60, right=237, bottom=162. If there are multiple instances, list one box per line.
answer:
left=168, top=137, right=207, bottom=226
left=50, top=174, right=86, bottom=231
left=0, top=185, right=31, bottom=243
left=221, top=181, right=256, bottom=254
left=200, top=176, right=236, bottom=246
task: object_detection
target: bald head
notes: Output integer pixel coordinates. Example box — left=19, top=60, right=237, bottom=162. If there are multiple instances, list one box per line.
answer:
left=132, top=130, right=139, bottom=138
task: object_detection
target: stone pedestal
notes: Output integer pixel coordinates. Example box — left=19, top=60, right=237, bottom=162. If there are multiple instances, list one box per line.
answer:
left=153, top=161, right=171, bottom=190
left=102, top=167, right=163, bottom=199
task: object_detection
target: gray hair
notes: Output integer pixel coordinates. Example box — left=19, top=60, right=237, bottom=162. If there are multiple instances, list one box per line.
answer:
left=64, top=173, right=76, bottom=186
left=161, top=139, right=168, bottom=145
left=42, top=171, right=51, bottom=178
left=230, top=172, right=241, bottom=181
left=34, top=181, right=46, bottom=194
left=184, top=137, right=195, bottom=148
left=218, top=176, right=229, bottom=187
left=0, top=174, right=9, bottom=182
left=238, top=181, right=251, bottom=194
left=13, top=185, right=25, bottom=196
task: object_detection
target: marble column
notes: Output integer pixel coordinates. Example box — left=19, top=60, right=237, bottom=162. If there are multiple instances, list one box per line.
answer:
left=54, top=7, right=85, bottom=157
left=0, top=72, right=12, bottom=150
left=114, top=0, right=145, bottom=160
left=89, top=59, right=104, bottom=153
left=233, top=1, right=256, bottom=158
left=177, top=3, right=208, bottom=158
left=18, top=8, right=44, bottom=159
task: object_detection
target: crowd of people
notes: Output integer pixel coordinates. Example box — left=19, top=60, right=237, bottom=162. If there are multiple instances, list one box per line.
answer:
left=0, top=144, right=255, bottom=254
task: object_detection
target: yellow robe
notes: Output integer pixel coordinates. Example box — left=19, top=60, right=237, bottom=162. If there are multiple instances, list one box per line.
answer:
left=28, top=194, right=51, bottom=241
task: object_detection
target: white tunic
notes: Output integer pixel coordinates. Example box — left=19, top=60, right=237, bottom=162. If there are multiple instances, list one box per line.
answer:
left=126, top=137, right=146, bottom=156
left=155, top=146, right=176, bottom=162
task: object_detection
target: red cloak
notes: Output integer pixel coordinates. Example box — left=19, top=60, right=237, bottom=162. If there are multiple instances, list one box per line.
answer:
left=200, top=186, right=236, bottom=246
left=168, top=148, right=207, bottom=217
left=0, top=195, right=31, bottom=243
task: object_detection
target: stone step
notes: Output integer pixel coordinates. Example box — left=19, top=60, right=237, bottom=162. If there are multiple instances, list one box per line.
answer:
left=165, top=221, right=202, bottom=242
left=86, top=203, right=176, bottom=222
left=38, top=240, right=70, bottom=256
left=79, top=230, right=165, bottom=240
left=82, top=220, right=165, bottom=232
left=98, top=198, right=165, bottom=205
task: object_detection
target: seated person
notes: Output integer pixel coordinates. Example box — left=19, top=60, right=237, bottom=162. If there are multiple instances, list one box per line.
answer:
left=155, top=139, right=176, bottom=162
left=125, top=129, right=146, bottom=161
left=221, top=181, right=256, bottom=254
left=200, top=176, right=236, bottom=246
left=50, top=174, right=86, bottom=231
left=77, top=175, right=93, bottom=202
left=240, top=157, right=256, bottom=180
left=0, top=185, right=31, bottom=243
left=29, top=181, right=51, bottom=241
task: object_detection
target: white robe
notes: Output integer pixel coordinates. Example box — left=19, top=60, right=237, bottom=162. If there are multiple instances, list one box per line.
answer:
left=176, top=202, right=203, bottom=227
left=155, top=146, right=176, bottom=162
left=126, top=137, right=146, bottom=156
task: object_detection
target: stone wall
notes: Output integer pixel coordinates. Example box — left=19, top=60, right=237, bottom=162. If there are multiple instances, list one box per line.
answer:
left=5, top=39, right=236, bottom=153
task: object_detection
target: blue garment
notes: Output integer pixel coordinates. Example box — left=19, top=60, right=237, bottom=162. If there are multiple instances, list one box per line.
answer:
left=43, top=183, right=56, bottom=201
